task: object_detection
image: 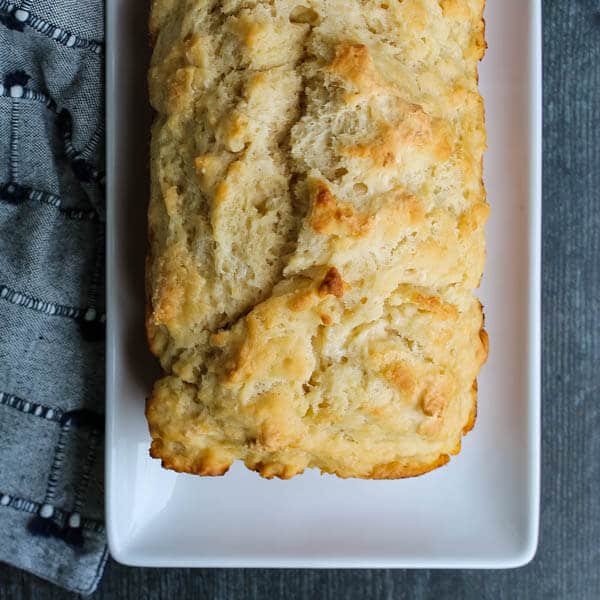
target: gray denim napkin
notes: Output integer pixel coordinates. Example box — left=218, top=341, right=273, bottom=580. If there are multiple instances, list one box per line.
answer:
left=0, top=0, right=107, bottom=594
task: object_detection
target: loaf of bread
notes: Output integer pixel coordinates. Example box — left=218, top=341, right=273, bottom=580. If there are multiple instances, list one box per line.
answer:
left=145, top=0, right=488, bottom=479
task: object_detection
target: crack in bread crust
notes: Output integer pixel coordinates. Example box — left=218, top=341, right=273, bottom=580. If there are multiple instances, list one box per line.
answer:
left=146, top=0, right=489, bottom=480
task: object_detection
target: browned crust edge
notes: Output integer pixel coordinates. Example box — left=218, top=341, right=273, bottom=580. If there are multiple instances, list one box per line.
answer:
left=144, top=256, right=160, bottom=358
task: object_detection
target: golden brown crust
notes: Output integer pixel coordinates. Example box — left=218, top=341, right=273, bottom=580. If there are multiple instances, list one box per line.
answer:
left=146, top=0, right=488, bottom=480
left=310, top=182, right=372, bottom=237
left=318, top=267, right=345, bottom=299
left=149, top=441, right=232, bottom=477
left=463, top=381, right=479, bottom=435
left=362, top=454, right=451, bottom=480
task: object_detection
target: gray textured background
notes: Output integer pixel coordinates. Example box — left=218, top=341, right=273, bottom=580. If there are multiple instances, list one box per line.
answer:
left=1, top=1, right=599, bottom=598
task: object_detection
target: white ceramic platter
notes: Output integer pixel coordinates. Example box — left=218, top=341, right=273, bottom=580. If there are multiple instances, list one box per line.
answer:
left=106, top=0, right=541, bottom=568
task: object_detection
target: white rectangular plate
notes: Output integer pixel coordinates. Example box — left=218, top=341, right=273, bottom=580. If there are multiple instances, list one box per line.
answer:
left=106, top=0, right=541, bottom=568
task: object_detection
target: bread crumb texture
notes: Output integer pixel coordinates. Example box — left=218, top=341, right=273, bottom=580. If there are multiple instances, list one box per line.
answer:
left=146, top=0, right=488, bottom=479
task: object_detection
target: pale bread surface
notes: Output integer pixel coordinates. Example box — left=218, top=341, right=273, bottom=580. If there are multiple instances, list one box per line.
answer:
left=146, top=0, right=488, bottom=479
